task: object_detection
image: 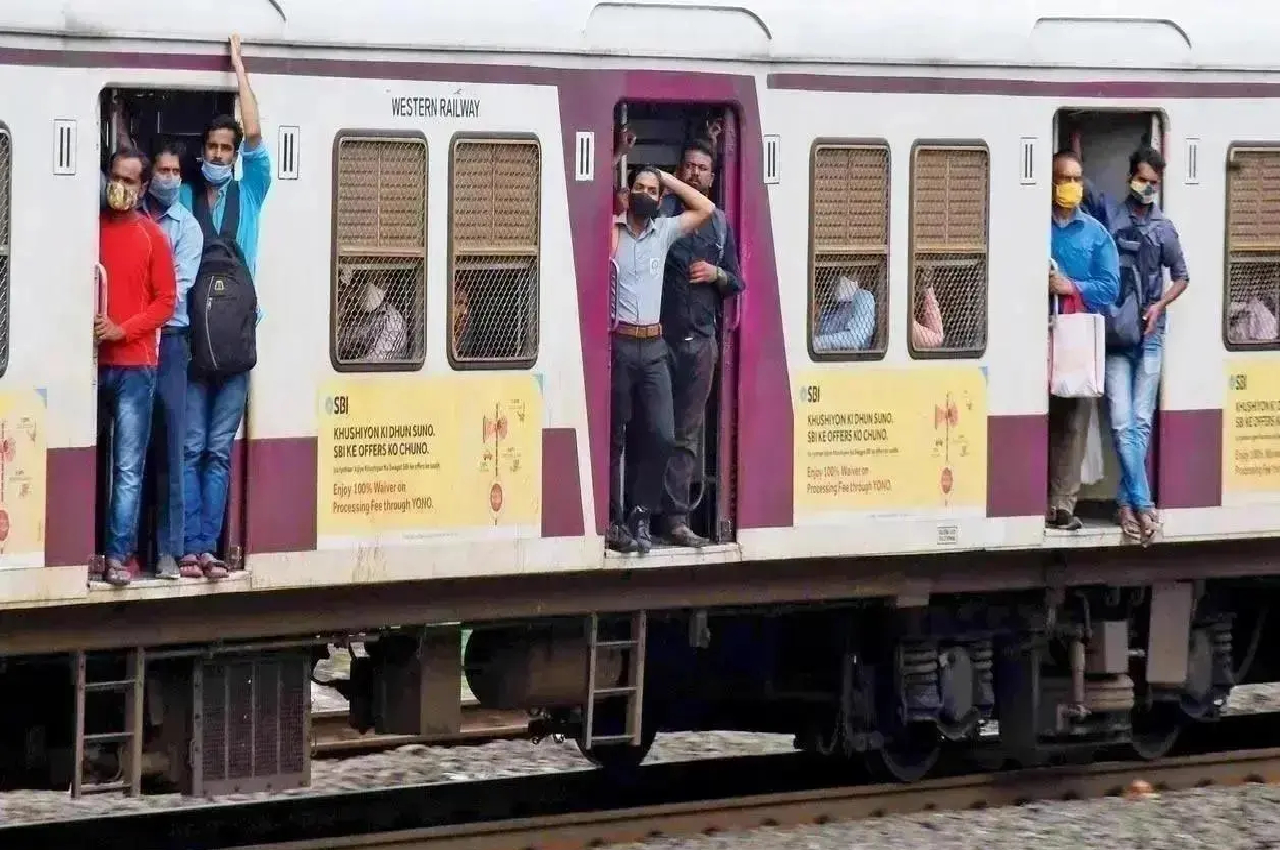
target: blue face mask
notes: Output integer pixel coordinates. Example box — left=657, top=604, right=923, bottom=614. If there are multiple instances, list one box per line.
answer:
left=149, top=173, right=181, bottom=207
left=201, top=160, right=234, bottom=186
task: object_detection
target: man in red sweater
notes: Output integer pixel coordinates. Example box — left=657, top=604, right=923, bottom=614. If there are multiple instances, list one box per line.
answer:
left=98, top=149, right=178, bottom=587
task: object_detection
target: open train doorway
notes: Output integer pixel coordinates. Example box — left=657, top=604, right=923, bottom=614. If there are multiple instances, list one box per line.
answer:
left=1049, top=108, right=1167, bottom=535
left=609, top=100, right=742, bottom=553
left=94, top=86, right=249, bottom=583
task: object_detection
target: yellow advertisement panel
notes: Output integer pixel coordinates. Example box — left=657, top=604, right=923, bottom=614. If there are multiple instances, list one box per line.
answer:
left=317, top=375, right=542, bottom=539
left=1223, top=360, right=1280, bottom=496
left=0, top=389, right=46, bottom=564
left=793, top=368, right=987, bottom=514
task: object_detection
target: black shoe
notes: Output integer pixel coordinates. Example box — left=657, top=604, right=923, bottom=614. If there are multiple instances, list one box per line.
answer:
left=1046, top=508, right=1083, bottom=531
left=606, top=521, right=638, bottom=554
left=628, top=507, right=653, bottom=555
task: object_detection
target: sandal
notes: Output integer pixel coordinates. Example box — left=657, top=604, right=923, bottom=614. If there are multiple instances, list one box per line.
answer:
left=1117, top=506, right=1142, bottom=542
left=1138, top=510, right=1160, bottom=543
left=178, top=555, right=204, bottom=579
left=199, top=553, right=229, bottom=581
left=104, top=561, right=132, bottom=587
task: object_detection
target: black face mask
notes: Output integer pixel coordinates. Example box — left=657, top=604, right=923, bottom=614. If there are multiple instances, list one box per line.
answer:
left=629, top=192, right=659, bottom=219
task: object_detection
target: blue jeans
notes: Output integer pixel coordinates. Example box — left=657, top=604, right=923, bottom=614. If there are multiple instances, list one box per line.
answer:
left=99, top=366, right=157, bottom=562
left=1105, top=330, right=1163, bottom=511
left=183, top=372, right=248, bottom=555
left=145, top=331, right=189, bottom=558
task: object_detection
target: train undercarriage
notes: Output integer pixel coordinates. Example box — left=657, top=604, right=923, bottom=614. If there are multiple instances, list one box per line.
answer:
left=0, top=573, right=1273, bottom=794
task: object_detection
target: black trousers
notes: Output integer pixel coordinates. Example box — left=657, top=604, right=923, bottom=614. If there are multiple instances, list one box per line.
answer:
left=610, top=335, right=675, bottom=523
left=661, top=334, right=718, bottom=526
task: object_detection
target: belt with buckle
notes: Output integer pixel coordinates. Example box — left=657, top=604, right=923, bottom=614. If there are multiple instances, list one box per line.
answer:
left=613, top=322, right=663, bottom=340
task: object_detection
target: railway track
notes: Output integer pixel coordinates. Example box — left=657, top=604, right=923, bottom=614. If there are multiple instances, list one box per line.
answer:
left=253, top=745, right=1280, bottom=850
left=311, top=701, right=531, bottom=758
left=9, top=713, right=1280, bottom=850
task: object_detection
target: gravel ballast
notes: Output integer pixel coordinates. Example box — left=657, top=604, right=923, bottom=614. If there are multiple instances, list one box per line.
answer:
left=1, top=680, right=1278, bottom=828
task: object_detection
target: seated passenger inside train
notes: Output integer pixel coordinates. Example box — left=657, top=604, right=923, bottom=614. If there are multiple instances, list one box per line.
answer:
left=811, top=277, right=945, bottom=352
left=336, top=272, right=409, bottom=361
left=1229, top=296, right=1280, bottom=344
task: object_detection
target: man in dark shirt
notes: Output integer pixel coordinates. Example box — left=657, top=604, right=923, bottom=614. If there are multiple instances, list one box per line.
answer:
left=651, top=138, right=745, bottom=547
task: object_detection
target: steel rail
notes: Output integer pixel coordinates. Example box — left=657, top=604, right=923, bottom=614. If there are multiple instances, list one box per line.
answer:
left=246, top=745, right=1280, bottom=850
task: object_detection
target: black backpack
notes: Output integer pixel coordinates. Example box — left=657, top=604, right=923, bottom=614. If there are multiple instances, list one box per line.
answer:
left=189, top=181, right=258, bottom=378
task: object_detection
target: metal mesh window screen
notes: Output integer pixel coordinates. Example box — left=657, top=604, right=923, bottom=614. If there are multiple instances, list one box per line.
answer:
left=332, top=136, right=428, bottom=369
left=0, top=129, right=10, bottom=377
left=1226, top=148, right=1280, bottom=347
left=809, top=144, right=890, bottom=357
left=449, top=138, right=540, bottom=368
left=909, top=146, right=989, bottom=356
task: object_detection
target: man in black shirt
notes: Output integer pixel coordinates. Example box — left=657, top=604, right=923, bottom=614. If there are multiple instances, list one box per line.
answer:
left=652, top=138, right=745, bottom=547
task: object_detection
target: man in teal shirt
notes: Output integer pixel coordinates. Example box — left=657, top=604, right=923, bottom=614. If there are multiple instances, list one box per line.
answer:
left=176, top=33, right=271, bottom=580
left=1047, top=149, right=1118, bottom=531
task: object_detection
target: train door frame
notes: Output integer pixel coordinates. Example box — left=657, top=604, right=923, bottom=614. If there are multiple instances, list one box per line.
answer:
left=94, top=85, right=250, bottom=577
left=1050, top=107, right=1168, bottom=525
left=609, top=100, right=742, bottom=548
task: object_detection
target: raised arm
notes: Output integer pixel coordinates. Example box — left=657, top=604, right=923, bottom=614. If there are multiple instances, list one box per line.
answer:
left=230, top=34, right=261, bottom=148
left=230, top=34, right=272, bottom=205
left=658, top=170, right=714, bottom=235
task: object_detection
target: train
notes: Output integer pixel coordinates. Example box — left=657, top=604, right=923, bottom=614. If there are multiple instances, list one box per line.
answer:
left=0, top=0, right=1279, bottom=796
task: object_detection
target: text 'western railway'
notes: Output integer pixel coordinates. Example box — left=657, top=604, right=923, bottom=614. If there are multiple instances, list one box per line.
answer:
left=390, top=96, right=482, bottom=118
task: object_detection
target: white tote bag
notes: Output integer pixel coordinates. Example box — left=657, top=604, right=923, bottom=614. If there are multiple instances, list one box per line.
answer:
left=1048, top=305, right=1105, bottom=399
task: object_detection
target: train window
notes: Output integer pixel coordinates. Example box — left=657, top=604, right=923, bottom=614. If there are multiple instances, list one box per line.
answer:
left=908, top=144, right=989, bottom=358
left=0, top=124, right=8, bottom=377
left=1225, top=146, right=1280, bottom=349
left=330, top=133, right=428, bottom=371
left=448, top=136, right=540, bottom=370
left=808, top=142, right=890, bottom=360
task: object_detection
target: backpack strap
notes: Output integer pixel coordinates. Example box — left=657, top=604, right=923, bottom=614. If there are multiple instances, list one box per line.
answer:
left=192, top=180, right=242, bottom=243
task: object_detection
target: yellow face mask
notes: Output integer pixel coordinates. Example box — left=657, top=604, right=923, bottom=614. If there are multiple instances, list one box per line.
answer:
left=1053, top=181, right=1083, bottom=210
left=104, top=179, right=139, bottom=212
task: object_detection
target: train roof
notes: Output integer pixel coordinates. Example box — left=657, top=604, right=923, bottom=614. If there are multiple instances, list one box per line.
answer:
left=0, top=0, right=1274, bottom=73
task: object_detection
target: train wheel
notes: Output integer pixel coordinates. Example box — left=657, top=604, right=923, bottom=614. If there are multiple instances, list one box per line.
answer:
left=864, top=724, right=941, bottom=783
left=1130, top=702, right=1183, bottom=761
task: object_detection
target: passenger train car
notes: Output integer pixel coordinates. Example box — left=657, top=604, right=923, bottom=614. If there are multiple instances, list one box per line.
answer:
left=1, top=0, right=1279, bottom=794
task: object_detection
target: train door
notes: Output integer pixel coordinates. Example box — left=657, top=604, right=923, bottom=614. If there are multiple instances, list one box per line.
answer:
left=611, top=100, right=741, bottom=550
left=93, top=86, right=246, bottom=581
left=1050, top=108, right=1165, bottom=531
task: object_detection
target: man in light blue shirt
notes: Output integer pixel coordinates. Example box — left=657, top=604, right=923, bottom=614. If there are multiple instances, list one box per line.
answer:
left=1047, top=149, right=1119, bottom=532
left=608, top=165, right=714, bottom=555
left=142, top=141, right=203, bottom=579
left=176, top=33, right=271, bottom=580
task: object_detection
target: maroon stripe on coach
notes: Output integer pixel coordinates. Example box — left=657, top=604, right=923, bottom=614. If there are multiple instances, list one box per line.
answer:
left=45, top=447, right=97, bottom=568
left=1158, top=409, right=1222, bottom=510
left=243, top=437, right=319, bottom=554
left=986, top=414, right=1047, bottom=518
left=541, top=428, right=585, bottom=537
